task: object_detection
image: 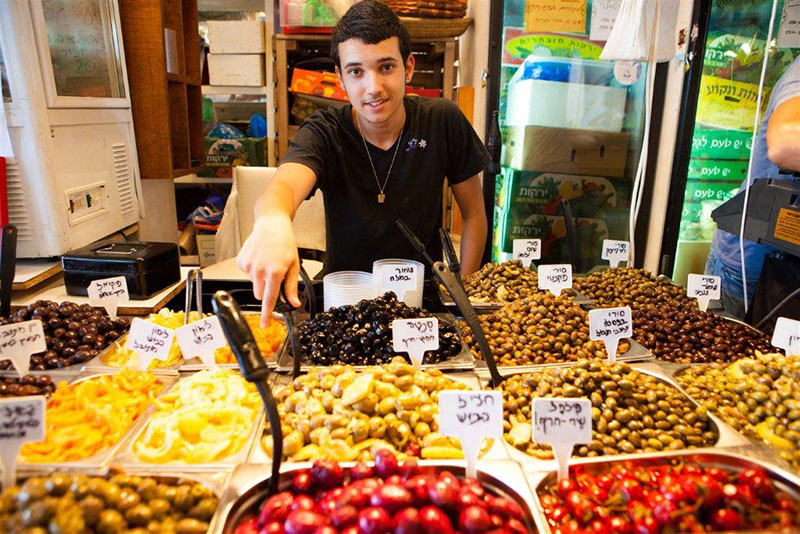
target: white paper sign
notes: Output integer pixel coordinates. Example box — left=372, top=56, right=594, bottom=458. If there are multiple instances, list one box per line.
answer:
left=392, top=318, right=439, bottom=369
left=513, top=239, right=541, bottom=267
left=601, top=239, right=630, bottom=267
left=778, top=0, right=800, bottom=49
left=687, top=274, right=721, bottom=312
left=538, top=264, right=573, bottom=296
left=87, top=276, right=129, bottom=320
left=614, top=60, right=641, bottom=85
left=381, top=263, right=418, bottom=300
left=0, top=396, right=45, bottom=489
left=772, top=317, right=800, bottom=357
left=588, top=306, right=632, bottom=362
left=0, top=320, right=47, bottom=376
left=533, top=398, right=592, bottom=482
left=590, top=0, right=621, bottom=41
left=175, top=316, right=225, bottom=369
left=126, top=318, right=175, bottom=371
left=439, top=391, right=503, bottom=478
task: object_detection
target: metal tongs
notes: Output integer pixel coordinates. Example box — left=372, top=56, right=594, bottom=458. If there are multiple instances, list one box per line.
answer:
left=0, top=225, right=17, bottom=318
left=396, top=220, right=504, bottom=387
left=274, top=264, right=315, bottom=380
left=213, top=291, right=283, bottom=497
left=184, top=269, right=203, bottom=324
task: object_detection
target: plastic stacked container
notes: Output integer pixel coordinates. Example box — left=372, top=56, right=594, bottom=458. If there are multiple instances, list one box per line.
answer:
left=373, top=258, right=424, bottom=307
left=323, top=271, right=376, bottom=310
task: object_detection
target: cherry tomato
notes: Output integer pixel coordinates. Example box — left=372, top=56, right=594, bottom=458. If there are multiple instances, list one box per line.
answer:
left=710, top=508, right=742, bottom=531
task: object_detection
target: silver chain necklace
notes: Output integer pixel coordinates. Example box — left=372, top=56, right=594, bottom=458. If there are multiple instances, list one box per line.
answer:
left=356, top=115, right=404, bottom=204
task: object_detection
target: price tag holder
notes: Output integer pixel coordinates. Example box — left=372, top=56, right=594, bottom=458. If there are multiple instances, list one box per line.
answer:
left=512, top=239, right=541, bottom=268
left=0, top=396, right=45, bottom=489
left=381, top=263, right=418, bottom=301
left=588, top=306, right=632, bottom=362
left=175, top=316, right=226, bottom=369
left=533, top=398, right=592, bottom=482
left=687, top=274, right=721, bottom=312
left=392, top=318, right=439, bottom=370
left=0, top=320, right=47, bottom=376
left=126, top=318, right=175, bottom=371
left=772, top=317, right=800, bottom=357
left=538, top=264, right=573, bottom=296
left=439, top=391, right=502, bottom=478
left=87, top=276, right=129, bottom=320
left=601, top=239, right=630, bottom=268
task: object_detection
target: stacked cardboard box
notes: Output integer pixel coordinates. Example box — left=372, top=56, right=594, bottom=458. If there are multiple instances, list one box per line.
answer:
left=207, top=21, right=265, bottom=86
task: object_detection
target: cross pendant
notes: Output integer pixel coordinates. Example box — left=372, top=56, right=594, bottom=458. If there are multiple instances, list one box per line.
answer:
left=378, top=193, right=385, bottom=203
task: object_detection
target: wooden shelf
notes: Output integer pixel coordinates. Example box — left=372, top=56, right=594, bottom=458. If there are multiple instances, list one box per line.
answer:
left=202, top=85, right=267, bottom=95
left=120, top=0, right=204, bottom=179
left=172, top=165, right=205, bottom=178
left=174, top=174, right=233, bottom=184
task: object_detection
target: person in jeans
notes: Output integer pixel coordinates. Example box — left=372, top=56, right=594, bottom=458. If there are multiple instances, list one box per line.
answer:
left=706, top=56, right=800, bottom=319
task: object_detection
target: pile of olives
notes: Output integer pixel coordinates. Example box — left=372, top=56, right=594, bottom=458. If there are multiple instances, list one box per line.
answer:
left=460, top=260, right=540, bottom=302
left=676, top=353, right=800, bottom=470
left=574, top=267, right=693, bottom=309
left=0, top=300, right=129, bottom=371
left=0, top=375, right=55, bottom=398
left=0, top=473, right=217, bottom=534
left=265, top=357, right=473, bottom=462
left=500, top=361, right=718, bottom=458
left=293, top=293, right=462, bottom=366
left=632, top=304, right=773, bottom=363
left=459, top=293, right=630, bottom=365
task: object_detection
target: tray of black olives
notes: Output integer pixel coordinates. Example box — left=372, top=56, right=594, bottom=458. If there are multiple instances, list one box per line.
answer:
left=0, top=372, right=66, bottom=398
left=0, top=301, right=129, bottom=373
left=275, top=292, right=476, bottom=372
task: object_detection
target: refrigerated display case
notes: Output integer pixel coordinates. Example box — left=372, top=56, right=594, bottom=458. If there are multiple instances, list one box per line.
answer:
left=661, top=0, right=799, bottom=285
left=486, top=0, right=651, bottom=273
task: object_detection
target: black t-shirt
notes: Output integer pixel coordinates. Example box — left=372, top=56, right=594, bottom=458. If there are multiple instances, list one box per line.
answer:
left=282, top=96, right=490, bottom=273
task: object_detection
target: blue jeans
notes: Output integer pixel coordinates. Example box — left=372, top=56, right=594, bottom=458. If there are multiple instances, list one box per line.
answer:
left=705, top=250, right=754, bottom=320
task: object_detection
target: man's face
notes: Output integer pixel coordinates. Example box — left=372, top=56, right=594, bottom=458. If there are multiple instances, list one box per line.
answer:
left=336, top=37, right=415, bottom=128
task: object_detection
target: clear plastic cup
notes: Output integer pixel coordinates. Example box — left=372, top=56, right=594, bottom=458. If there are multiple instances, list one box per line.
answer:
left=323, top=271, right=376, bottom=310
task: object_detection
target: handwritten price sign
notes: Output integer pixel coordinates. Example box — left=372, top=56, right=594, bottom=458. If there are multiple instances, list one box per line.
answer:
left=538, top=264, right=573, bottom=296
left=175, top=316, right=225, bottom=369
left=88, top=276, right=129, bottom=320
left=687, top=274, right=721, bottom=312
left=381, top=263, right=418, bottom=300
left=772, top=317, right=800, bottom=357
left=0, top=320, right=47, bottom=376
left=588, top=306, right=632, bottom=362
left=512, top=239, right=541, bottom=267
left=440, top=391, right=502, bottom=478
left=533, top=398, right=592, bottom=482
left=126, top=318, right=175, bottom=371
left=392, top=318, right=439, bottom=369
left=601, top=240, right=630, bottom=268
left=0, top=396, right=45, bottom=489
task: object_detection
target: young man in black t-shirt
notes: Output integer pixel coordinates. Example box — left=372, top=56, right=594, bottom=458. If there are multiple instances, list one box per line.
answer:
left=237, top=0, right=489, bottom=325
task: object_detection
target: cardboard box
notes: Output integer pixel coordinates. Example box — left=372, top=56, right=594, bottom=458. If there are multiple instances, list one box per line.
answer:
left=504, top=126, right=629, bottom=178
left=196, top=234, right=216, bottom=267
left=207, top=21, right=265, bottom=53
left=291, top=68, right=348, bottom=101
left=507, top=79, right=627, bottom=132
left=208, top=54, right=265, bottom=86
left=199, top=137, right=266, bottom=178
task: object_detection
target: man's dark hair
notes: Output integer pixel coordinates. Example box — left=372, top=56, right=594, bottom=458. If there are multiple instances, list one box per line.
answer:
left=331, top=0, right=411, bottom=69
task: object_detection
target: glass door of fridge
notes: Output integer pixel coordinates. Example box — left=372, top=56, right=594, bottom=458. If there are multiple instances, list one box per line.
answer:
left=491, top=0, right=649, bottom=273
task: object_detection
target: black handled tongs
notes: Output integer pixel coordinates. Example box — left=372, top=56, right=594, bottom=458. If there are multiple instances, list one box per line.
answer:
left=272, top=264, right=315, bottom=380
left=439, top=228, right=463, bottom=288
left=213, top=291, right=283, bottom=496
left=0, top=225, right=16, bottom=318
left=396, top=220, right=504, bottom=387
left=559, top=199, right=576, bottom=271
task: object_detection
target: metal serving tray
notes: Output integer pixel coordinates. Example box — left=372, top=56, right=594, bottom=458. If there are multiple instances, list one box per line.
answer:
left=275, top=313, right=476, bottom=373
left=524, top=449, right=800, bottom=534
left=85, top=335, right=183, bottom=373
left=471, top=337, right=653, bottom=379
left=208, top=460, right=543, bottom=534
left=17, top=370, right=177, bottom=474
left=180, top=313, right=287, bottom=371
left=480, top=364, right=748, bottom=467
left=439, top=286, right=592, bottom=313
left=112, top=375, right=264, bottom=472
